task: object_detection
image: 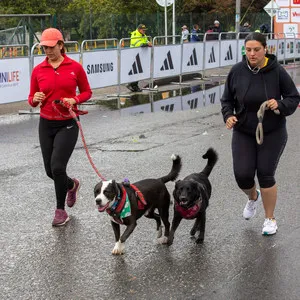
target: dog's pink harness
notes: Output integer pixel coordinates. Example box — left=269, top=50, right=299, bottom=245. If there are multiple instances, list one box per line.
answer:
left=175, top=200, right=202, bottom=219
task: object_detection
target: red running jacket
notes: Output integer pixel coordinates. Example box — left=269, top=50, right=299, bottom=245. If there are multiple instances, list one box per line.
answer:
left=28, top=54, right=92, bottom=120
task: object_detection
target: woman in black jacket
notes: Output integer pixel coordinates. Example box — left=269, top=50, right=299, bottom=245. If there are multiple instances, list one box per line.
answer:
left=221, top=32, right=300, bottom=235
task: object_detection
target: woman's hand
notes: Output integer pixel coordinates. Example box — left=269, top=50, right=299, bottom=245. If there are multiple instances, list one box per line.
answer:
left=62, top=98, right=76, bottom=107
left=226, top=116, right=238, bottom=130
left=33, top=92, right=45, bottom=104
left=267, top=98, right=278, bottom=111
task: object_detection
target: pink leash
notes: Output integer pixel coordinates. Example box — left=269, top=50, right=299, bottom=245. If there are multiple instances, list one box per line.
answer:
left=52, top=99, right=106, bottom=180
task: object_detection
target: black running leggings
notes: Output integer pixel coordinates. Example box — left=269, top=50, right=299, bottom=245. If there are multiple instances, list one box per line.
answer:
left=232, top=126, right=287, bottom=189
left=39, top=117, right=79, bottom=209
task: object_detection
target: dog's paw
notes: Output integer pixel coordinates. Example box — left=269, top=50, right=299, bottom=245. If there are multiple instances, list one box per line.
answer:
left=190, top=228, right=197, bottom=236
left=167, top=236, right=174, bottom=246
left=112, top=241, right=125, bottom=255
left=195, top=234, right=204, bottom=244
left=195, top=238, right=204, bottom=244
left=157, top=236, right=168, bottom=244
left=157, top=226, right=163, bottom=238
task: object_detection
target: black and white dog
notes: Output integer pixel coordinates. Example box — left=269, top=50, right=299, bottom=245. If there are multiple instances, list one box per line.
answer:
left=168, top=148, right=218, bottom=245
left=94, top=154, right=182, bottom=255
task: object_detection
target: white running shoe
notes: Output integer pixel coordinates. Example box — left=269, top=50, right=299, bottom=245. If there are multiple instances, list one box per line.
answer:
left=243, top=190, right=261, bottom=220
left=262, top=218, right=278, bottom=235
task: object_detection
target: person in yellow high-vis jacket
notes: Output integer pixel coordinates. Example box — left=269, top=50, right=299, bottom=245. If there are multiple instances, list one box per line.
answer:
left=127, top=24, right=152, bottom=92
left=130, top=24, right=152, bottom=48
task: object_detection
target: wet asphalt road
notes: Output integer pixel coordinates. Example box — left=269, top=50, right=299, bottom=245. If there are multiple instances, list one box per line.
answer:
left=1, top=69, right=300, bottom=300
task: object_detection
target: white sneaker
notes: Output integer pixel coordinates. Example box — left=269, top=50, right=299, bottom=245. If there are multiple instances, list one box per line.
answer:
left=243, top=190, right=261, bottom=220
left=262, top=218, right=278, bottom=235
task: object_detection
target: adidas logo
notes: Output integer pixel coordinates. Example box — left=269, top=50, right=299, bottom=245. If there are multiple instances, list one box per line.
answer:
left=160, top=51, right=174, bottom=71
left=208, top=92, right=216, bottom=104
left=225, top=45, right=233, bottom=61
left=187, top=48, right=198, bottom=66
left=161, top=104, right=174, bottom=112
left=208, top=47, right=216, bottom=63
left=128, top=53, right=143, bottom=75
left=187, top=98, right=198, bottom=109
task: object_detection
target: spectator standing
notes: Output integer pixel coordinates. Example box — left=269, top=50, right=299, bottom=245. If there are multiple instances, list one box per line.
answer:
left=259, top=23, right=271, bottom=34
left=28, top=28, right=92, bottom=226
left=240, top=22, right=252, bottom=38
left=213, top=20, right=221, bottom=33
left=127, top=24, right=152, bottom=92
left=206, top=25, right=216, bottom=41
left=240, top=22, right=251, bottom=32
left=181, top=25, right=189, bottom=43
left=191, top=24, right=201, bottom=42
left=220, top=32, right=300, bottom=235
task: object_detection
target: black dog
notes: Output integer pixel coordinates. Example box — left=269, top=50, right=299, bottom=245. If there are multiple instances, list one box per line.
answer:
left=168, top=148, right=218, bottom=245
left=94, top=154, right=182, bottom=255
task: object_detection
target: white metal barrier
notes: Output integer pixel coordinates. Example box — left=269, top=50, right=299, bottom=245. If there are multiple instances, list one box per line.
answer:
left=120, top=39, right=152, bottom=84
left=1, top=34, right=300, bottom=104
left=81, top=39, right=119, bottom=89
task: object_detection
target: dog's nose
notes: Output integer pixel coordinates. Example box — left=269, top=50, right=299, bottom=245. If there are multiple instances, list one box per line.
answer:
left=179, top=195, right=187, bottom=201
left=95, top=199, right=102, bottom=206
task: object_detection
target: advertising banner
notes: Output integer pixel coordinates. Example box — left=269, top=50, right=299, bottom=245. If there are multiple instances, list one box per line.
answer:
left=181, top=43, right=204, bottom=73
left=0, top=58, right=30, bottom=104
left=220, top=40, right=238, bottom=67
left=204, top=41, right=220, bottom=69
left=267, top=39, right=278, bottom=56
left=82, top=50, right=118, bottom=89
left=120, top=48, right=151, bottom=84
left=285, top=38, right=295, bottom=59
left=153, top=44, right=181, bottom=78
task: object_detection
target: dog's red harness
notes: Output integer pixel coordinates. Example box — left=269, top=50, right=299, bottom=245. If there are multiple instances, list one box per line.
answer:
left=175, top=200, right=202, bottom=219
left=130, top=184, right=147, bottom=210
left=106, top=184, right=147, bottom=224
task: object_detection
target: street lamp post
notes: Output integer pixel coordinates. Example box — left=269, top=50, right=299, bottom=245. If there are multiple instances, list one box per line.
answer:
left=235, top=0, right=241, bottom=32
left=89, top=0, right=92, bottom=39
left=172, top=0, right=175, bottom=44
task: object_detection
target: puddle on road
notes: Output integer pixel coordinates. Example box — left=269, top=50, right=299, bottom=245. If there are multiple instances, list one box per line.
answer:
left=89, top=81, right=226, bottom=117
left=85, top=66, right=300, bottom=116
left=0, top=80, right=226, bottom=126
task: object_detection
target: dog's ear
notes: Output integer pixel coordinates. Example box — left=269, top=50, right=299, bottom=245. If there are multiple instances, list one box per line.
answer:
left=112, top=180, right=120, bottom=196
left=94, top=181, right=103, bottom=196
left=175, top=180, right=181, bottom=188
left=194, top=181, right=208, bottom=200
left=173, top=180, right=181, bottom=201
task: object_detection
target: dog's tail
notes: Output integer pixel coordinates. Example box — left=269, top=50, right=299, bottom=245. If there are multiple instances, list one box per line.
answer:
left=159, top=154, right=182, bottom=183
left=201, top=147, right=218, bottom=177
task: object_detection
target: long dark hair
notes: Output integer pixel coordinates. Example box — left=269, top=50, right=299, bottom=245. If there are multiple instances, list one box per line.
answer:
left=244, top=32, right=267, bottom=47
left=57, top=41, right=66, bottom=54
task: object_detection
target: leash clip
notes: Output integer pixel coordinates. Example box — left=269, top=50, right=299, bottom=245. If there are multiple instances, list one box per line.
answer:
left=122, top=178, right=131, bottom=187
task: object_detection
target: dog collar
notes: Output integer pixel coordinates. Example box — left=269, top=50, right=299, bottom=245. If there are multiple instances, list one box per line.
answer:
left=175, top=199, right=202, bottom=219
left=107, top=186, right=127, bottom=216
left=106, top=183, right=147, bottom=221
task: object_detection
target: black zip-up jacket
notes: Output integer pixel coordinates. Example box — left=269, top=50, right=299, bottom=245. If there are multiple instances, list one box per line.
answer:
left=221, top=54, right=300, bottom=135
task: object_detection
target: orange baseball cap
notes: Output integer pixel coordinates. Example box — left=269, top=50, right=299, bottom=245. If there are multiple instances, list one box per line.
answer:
left=40, top=28, right=64, bottom=47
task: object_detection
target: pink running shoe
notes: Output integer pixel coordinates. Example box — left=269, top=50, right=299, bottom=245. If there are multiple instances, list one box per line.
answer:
left=67, top=178, right=80, bottom=208
left=52, top=209, right=70, bottom=226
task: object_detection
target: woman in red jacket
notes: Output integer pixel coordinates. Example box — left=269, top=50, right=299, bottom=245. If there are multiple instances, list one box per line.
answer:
left=28, top=28, right=92, bottom=226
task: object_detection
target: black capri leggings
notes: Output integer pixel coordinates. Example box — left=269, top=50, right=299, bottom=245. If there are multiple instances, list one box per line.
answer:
left=39, top=117, right=79, bottom=209
left=232, top=126, right=287, bottom=189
